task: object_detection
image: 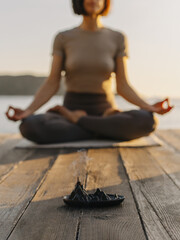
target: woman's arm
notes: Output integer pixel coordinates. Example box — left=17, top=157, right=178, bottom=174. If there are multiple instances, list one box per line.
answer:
left=6, top=55, right=63, bottom=121
left=26, top=55, right=63, bottom=113
left=115, top=57, right=174, bottom=114
left=115, top=57, right=151, bottom=110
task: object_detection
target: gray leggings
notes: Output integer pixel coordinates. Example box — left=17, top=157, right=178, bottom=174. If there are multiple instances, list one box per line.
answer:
left=19, top=92, right=158, bottom=144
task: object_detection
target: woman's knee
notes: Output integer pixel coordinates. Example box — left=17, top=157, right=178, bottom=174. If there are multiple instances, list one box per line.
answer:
left=122, top=109, right=159, bottom=140
left=19, top=114, right=45, bottom=143
left=151, top=114, right=159, bottom=131
left=139, top=110, right=159, bottom=135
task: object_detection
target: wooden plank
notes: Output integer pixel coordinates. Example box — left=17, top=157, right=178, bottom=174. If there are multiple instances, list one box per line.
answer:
left=171, top=129, right=180, bottom=136
left=119, top=148, right=180, bottom=240
left=0, top=135, right=60, bottom=184
left=146, top=146, right=180, bottom=191
left=155, top=129, right=180, bottom=152
left=78, top=148, right=147, bottom=240
left=0, top=138, right=34, bottom=183
left=0, top=133, right=21, bottom=144
left=8, top=150, right=85, bottom=240
left=0, top=138, right=22, bottom=159
left=0, top=154, right=55, bottom=240
left=174, top=129, right=180, bottom=136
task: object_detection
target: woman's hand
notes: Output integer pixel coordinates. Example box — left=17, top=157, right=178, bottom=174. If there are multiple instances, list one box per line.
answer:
left=5, top=106, right=32, bottom=121
left=148, top=98, right=174, bottom=115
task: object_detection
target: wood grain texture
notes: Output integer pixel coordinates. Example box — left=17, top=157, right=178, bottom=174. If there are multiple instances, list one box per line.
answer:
left=0, top=137, right=60, bottom=183
left=146, top=146, right=180, bottom=188
left=2, top=130, right=180, bottom=239
left=78, top=148, right=146, bottom=240
left=0, top=138, right=34, bottom=183
left=0, top=155, right=54, bottom=240
left=8, top=150, right=85, bottom=240
left=155, top=129, right=180, bottom=152
left=119, top=147, right=180, bottom=240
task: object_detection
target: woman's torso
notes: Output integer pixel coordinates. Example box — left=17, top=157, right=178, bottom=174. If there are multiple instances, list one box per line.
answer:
left=51, top=26, right=128, bottom=111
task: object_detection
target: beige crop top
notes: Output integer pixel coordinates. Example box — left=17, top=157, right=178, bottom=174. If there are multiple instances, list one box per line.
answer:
left=51, top=26, right=129, bottom=108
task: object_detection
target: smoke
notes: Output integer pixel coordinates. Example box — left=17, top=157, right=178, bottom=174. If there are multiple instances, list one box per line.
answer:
left=70, top=148, right=93, bottom=185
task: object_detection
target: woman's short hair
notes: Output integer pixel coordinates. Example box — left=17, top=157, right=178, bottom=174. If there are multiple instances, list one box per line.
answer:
left=72, top=0, right=111, bottom=16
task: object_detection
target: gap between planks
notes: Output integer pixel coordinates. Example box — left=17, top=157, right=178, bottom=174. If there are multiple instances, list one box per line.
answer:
left=155, top=129, right=180, bottom=153
left=7, top=148, right=147, bottom=240
left=0, top=144, right=61, bottom=240
left=119, top=146, right=180, bottom=240
left=75, top=148, right=147, bottom=240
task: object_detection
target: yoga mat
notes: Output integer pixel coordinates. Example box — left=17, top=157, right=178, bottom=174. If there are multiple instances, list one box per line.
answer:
left=15, top=133, right=163, bottom=149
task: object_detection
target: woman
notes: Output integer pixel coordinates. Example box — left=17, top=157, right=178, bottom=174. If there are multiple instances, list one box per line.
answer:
left=6, top=0, right=173, bottom=144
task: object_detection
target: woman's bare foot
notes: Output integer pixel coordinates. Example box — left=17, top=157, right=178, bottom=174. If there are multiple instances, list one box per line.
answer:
left=102, top=108, right=122, bottom=117
left=47, top=105, right=87, bottom=123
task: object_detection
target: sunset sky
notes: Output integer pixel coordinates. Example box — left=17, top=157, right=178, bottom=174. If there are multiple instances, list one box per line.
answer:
left=0, top=0, right=179, bottom=98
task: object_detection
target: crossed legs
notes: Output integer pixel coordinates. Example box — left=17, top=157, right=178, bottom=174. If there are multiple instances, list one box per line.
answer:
left=19, top=112, right=96, bottom=144
left=19, top=109, right=158, bottom=144
left=77, top=109, right=158, bottom=141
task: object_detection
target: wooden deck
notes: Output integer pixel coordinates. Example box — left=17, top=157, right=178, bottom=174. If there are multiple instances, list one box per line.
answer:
left=0, top=129, right=180, bottom=240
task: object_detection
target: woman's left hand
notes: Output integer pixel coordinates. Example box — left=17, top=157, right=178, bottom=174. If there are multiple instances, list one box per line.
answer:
left=148, top=98, right=174, bottom=115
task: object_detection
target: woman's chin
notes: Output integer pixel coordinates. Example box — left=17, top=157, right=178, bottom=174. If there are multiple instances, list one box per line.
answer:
left=85, top=10, right=102, bottom=16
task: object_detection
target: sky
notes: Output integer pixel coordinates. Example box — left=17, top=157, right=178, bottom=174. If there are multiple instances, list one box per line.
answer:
left=0, top=0, right=180, bottom=98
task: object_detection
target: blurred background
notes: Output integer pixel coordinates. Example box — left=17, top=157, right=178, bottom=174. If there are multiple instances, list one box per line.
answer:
left=0, top=0, right=180, bottom=133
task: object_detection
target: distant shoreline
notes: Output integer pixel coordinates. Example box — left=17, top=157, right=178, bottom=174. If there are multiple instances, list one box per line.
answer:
left=1, top=74, right=179, bottom=99
left=0, top=75, right=66, bottom=95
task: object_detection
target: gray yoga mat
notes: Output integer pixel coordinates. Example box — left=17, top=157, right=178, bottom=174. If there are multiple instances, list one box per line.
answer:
left=15, top=134, right=163, bottom=149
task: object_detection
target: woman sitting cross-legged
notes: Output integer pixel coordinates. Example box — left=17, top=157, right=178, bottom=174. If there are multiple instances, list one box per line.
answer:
left=6, top=0, right=174, bottom=144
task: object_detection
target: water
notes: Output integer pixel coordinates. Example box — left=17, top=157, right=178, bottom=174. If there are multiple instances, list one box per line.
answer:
left=1, top=95, right=180, bottom=133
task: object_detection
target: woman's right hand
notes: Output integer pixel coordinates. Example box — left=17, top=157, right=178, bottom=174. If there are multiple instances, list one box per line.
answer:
left=5, top=106, right=32, bottom=121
